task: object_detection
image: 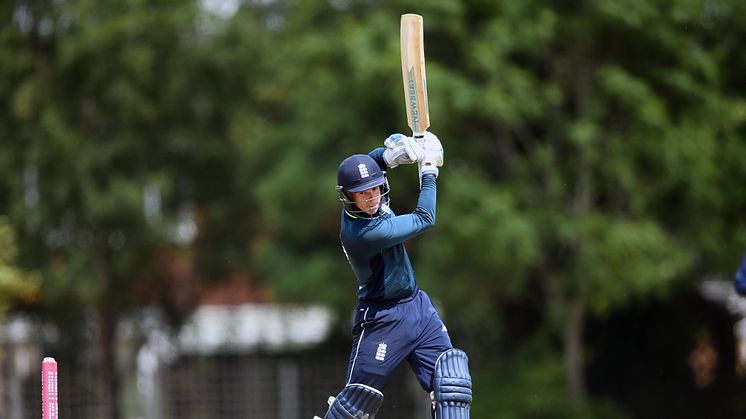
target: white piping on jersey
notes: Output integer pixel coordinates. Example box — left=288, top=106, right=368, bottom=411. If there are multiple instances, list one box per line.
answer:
left=346, top=307, right=369, bottom=386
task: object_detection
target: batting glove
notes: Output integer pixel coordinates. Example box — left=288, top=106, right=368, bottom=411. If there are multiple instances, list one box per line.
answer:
left=418, top=150, right=440, bottom=179
left=383, top=133, right=425, bottom=168
left=419, top=131, right=443, bottom=167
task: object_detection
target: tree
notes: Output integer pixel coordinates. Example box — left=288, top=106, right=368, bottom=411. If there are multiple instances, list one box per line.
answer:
left=0, top=0, right=271, bottom=417
left=4, top=0, right=746, bottom=417
left=416, top=0, right=746, bottom=413
left=0, top=217, right=39, bottom=319
left=245, top=0, right=746, bottom=416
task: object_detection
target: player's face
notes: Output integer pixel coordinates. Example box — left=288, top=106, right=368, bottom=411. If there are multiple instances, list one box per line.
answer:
left=350, top=186, right=382, bottom=215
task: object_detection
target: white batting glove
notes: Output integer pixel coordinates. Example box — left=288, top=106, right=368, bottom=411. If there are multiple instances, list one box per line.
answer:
left=419, top=161, right=439, bottom=178
left=419, top=131, right=444, bottom=167
left=382, top=133, right=425, bottom=168
left=417, top=132, right=443, bottom=181
left=418, top=150, right=440, bottom=179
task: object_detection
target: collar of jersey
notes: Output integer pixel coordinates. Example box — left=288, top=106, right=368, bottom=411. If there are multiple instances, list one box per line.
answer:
left=344, top=209, right=380, bottom=220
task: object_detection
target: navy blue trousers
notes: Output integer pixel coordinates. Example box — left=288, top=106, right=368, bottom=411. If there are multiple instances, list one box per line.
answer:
left=345, top=290, right=453, bottom=392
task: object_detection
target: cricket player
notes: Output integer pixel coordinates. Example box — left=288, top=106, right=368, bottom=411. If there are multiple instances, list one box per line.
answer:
left=314, top=132, right=472, bottom=418
left=735, top=253, right=746, bottom=296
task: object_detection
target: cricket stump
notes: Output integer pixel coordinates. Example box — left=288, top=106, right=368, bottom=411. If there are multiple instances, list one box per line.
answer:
left=42, top=357, right=58, bottom=419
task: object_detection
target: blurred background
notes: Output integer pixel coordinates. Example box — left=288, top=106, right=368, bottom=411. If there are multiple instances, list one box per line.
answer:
left=2, top=0, right=746, bottom=418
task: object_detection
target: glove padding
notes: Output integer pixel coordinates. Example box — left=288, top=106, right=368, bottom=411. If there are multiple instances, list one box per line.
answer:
left=419, top=156, right=439, bottom=178
left=382, top=134, right=425, bottom=168
left=418, top=131, right=443, bottom=167
left=418, top=132, right=443, bottom=179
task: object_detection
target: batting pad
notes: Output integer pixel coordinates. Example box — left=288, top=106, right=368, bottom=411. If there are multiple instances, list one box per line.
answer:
left=433, top=349, right=472, bottom=419
left=324, top=383, right=383, bottom=419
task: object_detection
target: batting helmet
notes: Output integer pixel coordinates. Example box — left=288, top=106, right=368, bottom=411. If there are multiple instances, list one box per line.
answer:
left=336, top=154, right=389, bottom=214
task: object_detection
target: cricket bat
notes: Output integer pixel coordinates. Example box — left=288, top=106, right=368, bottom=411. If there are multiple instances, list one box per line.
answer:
left=400, top=14, right=430, bottom=140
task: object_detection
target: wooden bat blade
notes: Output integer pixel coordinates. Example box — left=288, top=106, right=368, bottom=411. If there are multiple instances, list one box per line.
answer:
left=400, top=14, right=430, bottom=137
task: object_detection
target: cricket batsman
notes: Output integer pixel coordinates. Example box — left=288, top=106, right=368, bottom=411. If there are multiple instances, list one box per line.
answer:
left=314, top=132, right=472, bottom=418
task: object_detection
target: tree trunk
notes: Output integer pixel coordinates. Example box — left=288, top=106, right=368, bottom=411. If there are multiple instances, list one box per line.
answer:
left=564, top=29, right=594, bottom=404
left=563, top=294, right=588, bottom=404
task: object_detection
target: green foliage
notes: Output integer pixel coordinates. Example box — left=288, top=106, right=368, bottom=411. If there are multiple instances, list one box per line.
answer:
left=573, top=215, right=691, bottom=313
left=418, top=171, right=539, bottom=297
left=0, top=218, right=40, bottom=318
left=3, top=0, right=746, bottom=416
left=476, top=342, right=627, bottom=419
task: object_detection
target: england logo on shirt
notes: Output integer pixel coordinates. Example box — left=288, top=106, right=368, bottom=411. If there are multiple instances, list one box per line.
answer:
left=375, top=343, right=387, bottom=361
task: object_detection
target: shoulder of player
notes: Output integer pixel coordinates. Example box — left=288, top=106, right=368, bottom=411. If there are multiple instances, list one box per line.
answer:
left=341, top=217, right=393, bottom=245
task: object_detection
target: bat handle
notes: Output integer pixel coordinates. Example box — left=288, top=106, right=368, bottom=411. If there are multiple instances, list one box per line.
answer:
left=413, top=131, right=427, bottom=147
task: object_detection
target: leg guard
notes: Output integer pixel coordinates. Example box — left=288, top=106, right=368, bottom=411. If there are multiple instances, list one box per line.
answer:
left=433, top=349, right=472, bottom=419
left=323, top=383, right=383, bottom=419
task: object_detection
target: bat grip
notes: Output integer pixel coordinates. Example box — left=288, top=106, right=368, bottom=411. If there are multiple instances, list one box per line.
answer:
left=413, top=132, right=426, bottom=147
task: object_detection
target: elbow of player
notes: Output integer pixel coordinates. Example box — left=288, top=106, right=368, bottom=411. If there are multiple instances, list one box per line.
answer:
left=417, top=211, right=436, bottom=228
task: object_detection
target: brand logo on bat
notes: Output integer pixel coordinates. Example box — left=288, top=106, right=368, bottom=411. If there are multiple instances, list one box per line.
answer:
left=407, top=68, right=420, bottom=132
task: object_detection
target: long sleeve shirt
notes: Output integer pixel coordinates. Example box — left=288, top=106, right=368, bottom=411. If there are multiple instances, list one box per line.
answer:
left=339, top=148, right=436, bottom=303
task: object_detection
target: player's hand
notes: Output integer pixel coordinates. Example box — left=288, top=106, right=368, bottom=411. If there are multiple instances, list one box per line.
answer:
left=416, top=132, right=442, bottom=180
left=417, top=146, right=443, bottom=181
left=419, top=158, right=439, bottom=178
left=420, top=132, right=443, bottom=167
left=383, top=134, right=425, bottom=168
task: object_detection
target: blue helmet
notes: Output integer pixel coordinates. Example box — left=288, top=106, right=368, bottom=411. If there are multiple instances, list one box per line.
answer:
left=336, top=154, right=389, bottom=215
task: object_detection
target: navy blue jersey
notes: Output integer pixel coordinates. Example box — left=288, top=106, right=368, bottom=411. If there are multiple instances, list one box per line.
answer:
left=340, top=148, right=437, bottom=303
